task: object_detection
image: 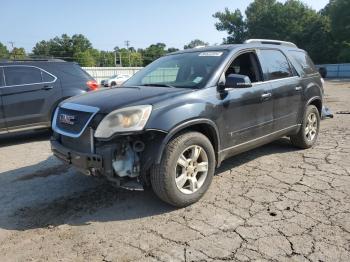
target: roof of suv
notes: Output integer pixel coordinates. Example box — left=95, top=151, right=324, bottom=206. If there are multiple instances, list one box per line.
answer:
left=0, top=58, right=65, bottom=63
left=168, top=39, right=303, bottom=56
left=0, top=59, right=76, bottom=66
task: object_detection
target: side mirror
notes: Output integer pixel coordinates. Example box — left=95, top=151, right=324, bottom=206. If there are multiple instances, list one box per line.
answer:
left=225, top=74, right=252, bottom=89
left=318, top=67, right=327, bottom=78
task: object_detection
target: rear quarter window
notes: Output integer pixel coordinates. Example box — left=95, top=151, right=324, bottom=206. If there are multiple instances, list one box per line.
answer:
left=41, top=70, right=55, bottom=82
left=50, top=63, right=93, bottom=84
left=0, top=68, right=4, bottom=87
left=288, top=51, right=317, bottom=75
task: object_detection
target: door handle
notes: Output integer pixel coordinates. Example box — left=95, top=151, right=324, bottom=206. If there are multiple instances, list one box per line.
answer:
left=295, top=86, right=302, bottom=91
left=261, top=93, right=272, bottom=101
left=42, top=85, right=53, bottom=90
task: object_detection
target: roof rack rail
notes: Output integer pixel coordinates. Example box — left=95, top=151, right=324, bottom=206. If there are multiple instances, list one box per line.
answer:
left=0, top=58, right=66, bottom=62
left=244, top=39, right=297, bottom=48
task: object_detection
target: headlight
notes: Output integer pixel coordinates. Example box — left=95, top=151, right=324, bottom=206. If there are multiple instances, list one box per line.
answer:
left=94, top=105, right=152, bottom=138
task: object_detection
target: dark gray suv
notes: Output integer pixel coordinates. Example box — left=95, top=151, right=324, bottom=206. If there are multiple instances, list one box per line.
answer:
left=51, top=39, right=324, bottom=207
left=0, top=60, right=98, bottom=134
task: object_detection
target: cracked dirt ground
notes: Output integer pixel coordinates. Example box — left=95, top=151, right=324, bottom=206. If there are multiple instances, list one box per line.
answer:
left=0, top=80, right=349, bottom=262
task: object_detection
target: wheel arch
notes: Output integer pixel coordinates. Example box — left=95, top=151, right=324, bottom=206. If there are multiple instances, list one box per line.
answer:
left=154, top=119, right=221, bottom=166
left=306, top=96, right=322, bottom=116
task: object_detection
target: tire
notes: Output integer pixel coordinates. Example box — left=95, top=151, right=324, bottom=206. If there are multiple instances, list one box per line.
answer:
left=290, top=105, right=320, bottom=149
left=151, top=131, right=216, bottom=207
left=110, top=81, right=117, bottom=87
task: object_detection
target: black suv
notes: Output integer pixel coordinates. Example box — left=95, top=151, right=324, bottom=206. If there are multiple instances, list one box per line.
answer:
left=0, top=60, right=98, bottom=134
left=51, top=40, right=323, bottom=207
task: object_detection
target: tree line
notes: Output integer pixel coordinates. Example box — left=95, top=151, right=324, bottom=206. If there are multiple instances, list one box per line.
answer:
left=0, top=0, right=348, bottom=66
left=0, top=36, right=207, bottom=67
left=213, top=0, right=349, bottom=64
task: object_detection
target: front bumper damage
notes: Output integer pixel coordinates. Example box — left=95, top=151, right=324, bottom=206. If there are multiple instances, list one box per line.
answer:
left=51, top=130, right=166, bottom=190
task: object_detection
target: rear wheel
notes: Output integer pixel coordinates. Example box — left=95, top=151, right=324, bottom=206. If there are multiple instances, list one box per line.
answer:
left=151, top=132, right=215, bottom=207
left=290, top=105, right=320, bottom=149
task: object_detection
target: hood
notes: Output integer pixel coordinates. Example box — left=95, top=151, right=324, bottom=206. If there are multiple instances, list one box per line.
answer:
left=62, top=86, right=192, bottom=113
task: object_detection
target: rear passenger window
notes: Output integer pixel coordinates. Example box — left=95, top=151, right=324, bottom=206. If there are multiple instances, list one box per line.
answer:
left=0, top=68, right=4, bottom=87
left=4, top=66, right=42, bottom=86
left=289, top=51, right=317, bottom=75
left=258, top=49, right=293, bottom=80
left=41, top=70, right=55, bottom=82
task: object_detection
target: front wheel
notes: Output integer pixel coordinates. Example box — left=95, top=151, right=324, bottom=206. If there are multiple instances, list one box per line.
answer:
left=151, top=132, right=216, bottom=207
left=290, top=105, right=320, bottom=149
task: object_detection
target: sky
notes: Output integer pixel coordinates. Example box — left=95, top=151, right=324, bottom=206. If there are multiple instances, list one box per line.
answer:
left=0, top=0, right=330, bottom=53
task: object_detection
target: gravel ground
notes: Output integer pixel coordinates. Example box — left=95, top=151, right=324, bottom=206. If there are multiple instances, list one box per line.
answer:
left=0, top=80, right=349, bottom=262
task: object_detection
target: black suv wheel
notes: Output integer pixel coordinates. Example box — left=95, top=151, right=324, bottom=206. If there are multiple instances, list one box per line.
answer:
left=151, top=132, right=215, bottom=207
left=290, top=105, right=320, bottom=149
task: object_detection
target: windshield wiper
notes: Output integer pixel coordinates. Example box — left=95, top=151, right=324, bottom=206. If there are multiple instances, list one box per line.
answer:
left=140, top=83, right=177, bottom=88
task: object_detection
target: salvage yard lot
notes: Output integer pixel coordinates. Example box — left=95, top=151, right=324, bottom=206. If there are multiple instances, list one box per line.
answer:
left=0, top=80, right=349, bottom=261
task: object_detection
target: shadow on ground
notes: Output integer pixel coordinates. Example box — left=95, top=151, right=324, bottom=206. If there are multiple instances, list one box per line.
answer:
left=0, top=129, right=51, bottom=147
left=1, top=138, right=298, bottom=231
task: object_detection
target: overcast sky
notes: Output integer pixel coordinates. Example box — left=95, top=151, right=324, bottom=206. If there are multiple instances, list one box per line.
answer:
left=0, top=0, right=330, bottom=52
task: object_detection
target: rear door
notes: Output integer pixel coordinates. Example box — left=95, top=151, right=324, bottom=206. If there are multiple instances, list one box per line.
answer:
left=2, top=65, right=61, bottom=130
left=0, top=67, right=7, bottom=133
left=257, top=49, right=302, bottom=131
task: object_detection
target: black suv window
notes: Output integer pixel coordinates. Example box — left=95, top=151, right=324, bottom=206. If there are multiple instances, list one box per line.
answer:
left=4, top=66, right=42, bottom=86
left=258, top=49, right=293, bottom=81
left=125, top=51, right=229, bottom=89
left=41, top=70, right=55, bottom=82
left=0, top=68, right=4, bottom=87
left=225, top=52, right=262, bottom=83
left=289, top=50, right=317, bottom=75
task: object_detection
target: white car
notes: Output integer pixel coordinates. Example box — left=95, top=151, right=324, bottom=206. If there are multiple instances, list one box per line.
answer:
left=101, top=74, right=131, bottom=87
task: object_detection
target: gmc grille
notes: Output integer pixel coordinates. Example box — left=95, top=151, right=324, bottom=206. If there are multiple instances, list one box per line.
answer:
left=56, top=107, right=93, bottom=136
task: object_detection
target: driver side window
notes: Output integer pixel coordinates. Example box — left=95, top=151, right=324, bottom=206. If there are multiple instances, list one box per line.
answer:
left=225, top=52, right=262, bottom=83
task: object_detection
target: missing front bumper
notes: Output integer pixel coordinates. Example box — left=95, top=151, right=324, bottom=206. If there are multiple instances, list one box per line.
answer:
left=51, top=139, right=103, bottom=172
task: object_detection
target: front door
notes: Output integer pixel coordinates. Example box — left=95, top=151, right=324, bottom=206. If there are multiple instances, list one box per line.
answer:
left=2, top=65, right=61, bottom=130
left=218, top=51, right=274, bottom=150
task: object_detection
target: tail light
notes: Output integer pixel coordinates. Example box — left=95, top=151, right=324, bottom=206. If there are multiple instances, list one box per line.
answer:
left=86, top=80, right=99, bottom=91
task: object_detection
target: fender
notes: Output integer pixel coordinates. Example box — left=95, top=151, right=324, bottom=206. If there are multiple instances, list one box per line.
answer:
left=154, top=118, right=221, bottom=164
left=305, top=96, right=322, bottom=114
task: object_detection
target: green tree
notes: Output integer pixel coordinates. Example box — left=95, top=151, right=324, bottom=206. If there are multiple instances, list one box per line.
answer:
left=327, top=0, right=350, bottom=62
left=213, top=8, right=246, bottom=44
left=0, top=42, right=9, bottom=59
left=10, top=47, right=26, bottom=59
left=73, top=50, right=95, bottom=67
left=32, top=34, right=93, bottom=61
left=117, top=48, right=143, bottom=67
left=141, top=43, right=167, bottom=66
left=213, top=0, right=338, bottom=63
left=328, top=0, right=350, bottom=42
left=184, top=39, right=209, bottom=49
left=167, top=47, right=179, bottom=53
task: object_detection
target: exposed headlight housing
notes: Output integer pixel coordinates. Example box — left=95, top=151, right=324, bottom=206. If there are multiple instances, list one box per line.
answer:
left=94, top=105, right=152, bottom=138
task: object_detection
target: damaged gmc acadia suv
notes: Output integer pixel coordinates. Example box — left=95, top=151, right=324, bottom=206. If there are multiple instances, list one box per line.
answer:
left=51, top=39, right=323, bottom=207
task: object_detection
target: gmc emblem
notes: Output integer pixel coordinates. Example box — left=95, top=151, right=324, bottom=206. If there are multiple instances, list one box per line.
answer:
left=59, top=114, right=76, bottom=125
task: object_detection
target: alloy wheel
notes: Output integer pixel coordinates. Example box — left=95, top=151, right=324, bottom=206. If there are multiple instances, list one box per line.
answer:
left=175, top=145, right=209, bottom=194
left=305, top=112, right=318, bottom=141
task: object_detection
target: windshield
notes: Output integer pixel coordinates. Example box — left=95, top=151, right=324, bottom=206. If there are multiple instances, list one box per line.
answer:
left=124, top=50, right=228, bottom=89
